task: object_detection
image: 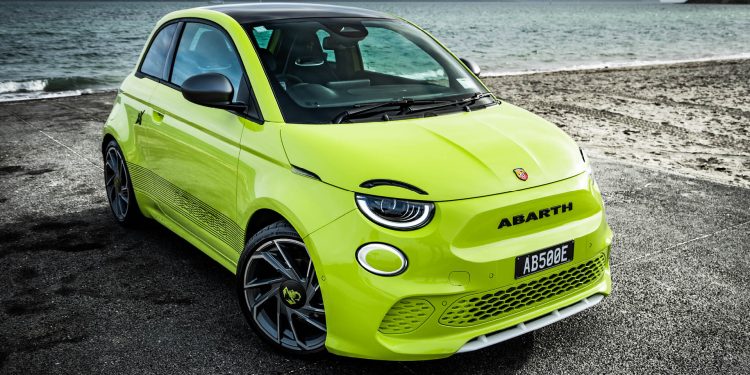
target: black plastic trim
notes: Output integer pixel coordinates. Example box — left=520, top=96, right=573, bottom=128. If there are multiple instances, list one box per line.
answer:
left=291, top=165, right=321, bottom=181
left=359, top=179, right=428, bottom=195
left=163, top=21, right=184, bottom=82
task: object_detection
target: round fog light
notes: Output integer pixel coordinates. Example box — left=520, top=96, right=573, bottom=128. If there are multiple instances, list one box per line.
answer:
left=356, top=243, right=408, bottom=276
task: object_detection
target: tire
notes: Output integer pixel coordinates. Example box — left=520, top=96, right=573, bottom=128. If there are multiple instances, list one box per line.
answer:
left=237, top=221, right=327, bottom=356
left=103, top=139, right=143, bottom=226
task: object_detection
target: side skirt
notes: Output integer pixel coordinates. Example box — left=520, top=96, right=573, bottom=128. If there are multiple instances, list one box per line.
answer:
left=135, top=188, right=239, bottom=274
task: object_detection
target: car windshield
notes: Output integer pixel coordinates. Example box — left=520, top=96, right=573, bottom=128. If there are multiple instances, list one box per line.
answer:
left=246, top=18, right=493, bottom=124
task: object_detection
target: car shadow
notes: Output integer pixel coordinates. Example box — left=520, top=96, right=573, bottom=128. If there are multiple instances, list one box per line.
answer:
left=0, top=205, right=533, bottom=373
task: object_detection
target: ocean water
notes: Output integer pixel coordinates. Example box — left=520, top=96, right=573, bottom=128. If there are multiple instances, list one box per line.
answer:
left=0, top=1, right=748, bottom=101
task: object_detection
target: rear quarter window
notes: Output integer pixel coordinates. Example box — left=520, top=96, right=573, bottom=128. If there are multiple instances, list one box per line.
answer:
left=140, top=23, right=177, bottom=79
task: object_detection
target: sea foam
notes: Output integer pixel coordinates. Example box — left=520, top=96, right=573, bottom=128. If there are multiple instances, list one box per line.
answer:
left=0, top=79, right=47, bottom=94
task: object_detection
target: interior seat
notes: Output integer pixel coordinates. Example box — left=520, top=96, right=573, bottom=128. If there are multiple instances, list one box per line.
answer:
left=285, top=34, right=338, bottom=84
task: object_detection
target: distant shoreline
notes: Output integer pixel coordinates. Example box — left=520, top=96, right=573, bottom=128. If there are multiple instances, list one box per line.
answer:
left=483, top=54, right=750, bottom=77
left=2, top=57, right=749, bottom=104
left=682, top=0, right=750, bottom=4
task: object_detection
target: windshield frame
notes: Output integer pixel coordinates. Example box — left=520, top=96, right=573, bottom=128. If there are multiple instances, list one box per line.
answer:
left=243, top=17, right=494, bottom=124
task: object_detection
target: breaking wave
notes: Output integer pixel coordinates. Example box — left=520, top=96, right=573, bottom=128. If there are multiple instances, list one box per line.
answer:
left=0, top=79, right=48, bottom=94
left=0, top=77, right=111, bottom=102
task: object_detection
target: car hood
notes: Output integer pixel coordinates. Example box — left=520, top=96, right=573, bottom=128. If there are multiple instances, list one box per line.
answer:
left=280, top=103, right=585, bottom=201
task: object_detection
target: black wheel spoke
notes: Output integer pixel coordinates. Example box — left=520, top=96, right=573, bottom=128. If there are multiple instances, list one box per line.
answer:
left=305, top=259, right=314, bottom=285
left=273, top=240, right=302, bottom=281
left=301, top=305, right=324, bottom=315
left=253, top=251, right=297, bottom=281
left=253, top=285, right=279, bottom=307
left=244, top=276, right=284, bottom=289
left=293, top=309, right=326, bottom=332
left=306, top=268, right=316, bottom=290
left=117, top=196, right=126, bottom=216
left=307, top=283, right=320, bottom=301
left=117, top=157, right=125, bottom=178
left=106, top=184, right=115, bottom=200
left=106, top=153, right=117, bottom=173
left=285, top=308, right=307, bottom=350
left=276, top=295, right=282, bottom=341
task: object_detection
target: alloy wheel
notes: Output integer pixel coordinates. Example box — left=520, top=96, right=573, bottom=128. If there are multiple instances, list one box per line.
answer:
left=242, top=238, right=326, bottom=351
left=104, top=146, right=130, bottom=221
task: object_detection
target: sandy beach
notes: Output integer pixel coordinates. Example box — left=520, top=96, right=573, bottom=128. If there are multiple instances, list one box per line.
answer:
left=484, top=58, right=750, bottom=188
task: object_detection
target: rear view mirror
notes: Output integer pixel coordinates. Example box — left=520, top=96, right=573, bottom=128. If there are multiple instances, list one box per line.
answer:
left=460, top=57, right=481, bottom=77
left=181, top=73, right=246, bottom=111
left=324, top=21, right=368, bottom=39
left=295, top=56, right=326, bottom=67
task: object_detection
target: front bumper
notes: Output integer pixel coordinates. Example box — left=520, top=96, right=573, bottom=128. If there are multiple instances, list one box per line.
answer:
left=305, top=172, right=612, bottom=360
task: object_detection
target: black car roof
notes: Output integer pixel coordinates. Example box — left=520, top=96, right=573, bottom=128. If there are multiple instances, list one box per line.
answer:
left=203, top=2, right=395, bottom=23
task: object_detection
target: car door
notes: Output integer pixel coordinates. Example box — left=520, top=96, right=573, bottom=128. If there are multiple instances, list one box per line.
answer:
left=139, top=21, right=259, bottom=262
left=124, top=22, right=179, bottom=156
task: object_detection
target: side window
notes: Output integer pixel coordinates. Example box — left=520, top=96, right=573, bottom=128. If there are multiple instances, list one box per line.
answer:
left=316, top=29, right=335, bottom=63
left=170, top=23, right=244, bottom=101
left=359, top=27, right=447, bottom=85
left=140, top=23, right=178, bottom=79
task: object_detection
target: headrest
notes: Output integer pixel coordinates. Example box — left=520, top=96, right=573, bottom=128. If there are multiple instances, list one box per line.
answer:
left=195, top=31, right=230, bottom=58
left=289, top=36, right=327, bottom=68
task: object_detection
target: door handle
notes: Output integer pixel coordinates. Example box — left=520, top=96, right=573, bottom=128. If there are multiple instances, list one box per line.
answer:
left=152, top=110, right=164, bottom=123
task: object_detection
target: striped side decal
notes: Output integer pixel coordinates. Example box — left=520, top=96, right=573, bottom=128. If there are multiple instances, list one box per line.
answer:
left=128, top=163, right=244, bottom=253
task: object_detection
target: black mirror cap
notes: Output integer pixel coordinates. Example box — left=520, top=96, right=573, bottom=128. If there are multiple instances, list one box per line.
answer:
left=460, top=57, right=481, bottom=77
left=181, top=73, right=246, bottom=111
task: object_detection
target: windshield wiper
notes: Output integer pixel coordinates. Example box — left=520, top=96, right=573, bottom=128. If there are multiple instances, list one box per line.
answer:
left=332, top=98, right=451, bottom=124
left=405, top=92, right=497, bottom=116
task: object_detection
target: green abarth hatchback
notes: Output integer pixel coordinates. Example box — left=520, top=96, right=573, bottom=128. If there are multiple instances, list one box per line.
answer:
left=102, top=3, right=612, bottom=360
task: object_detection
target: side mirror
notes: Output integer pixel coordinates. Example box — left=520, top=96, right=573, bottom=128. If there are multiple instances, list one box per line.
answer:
left=460, top=58, right=481, bottom=77
left=181, top=73, right=246, bottom=111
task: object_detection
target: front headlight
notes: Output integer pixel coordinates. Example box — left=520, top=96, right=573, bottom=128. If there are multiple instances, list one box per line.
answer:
left=355, top=193, right=434, bottom=230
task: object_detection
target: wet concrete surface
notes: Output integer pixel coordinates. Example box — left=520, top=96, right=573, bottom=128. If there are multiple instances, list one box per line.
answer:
left=0, top=93, right=748, bottom=374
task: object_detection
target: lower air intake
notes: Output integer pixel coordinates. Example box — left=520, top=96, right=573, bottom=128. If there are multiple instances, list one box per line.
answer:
left=378, top=298, right=435, bottom=334
left=440, top=253, right=606, bottom=327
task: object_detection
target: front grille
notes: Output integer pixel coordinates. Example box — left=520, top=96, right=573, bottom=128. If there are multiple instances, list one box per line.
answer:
left=378, top=298, right=435, bottom=334
left=439, top=253, right=606, bottom=327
